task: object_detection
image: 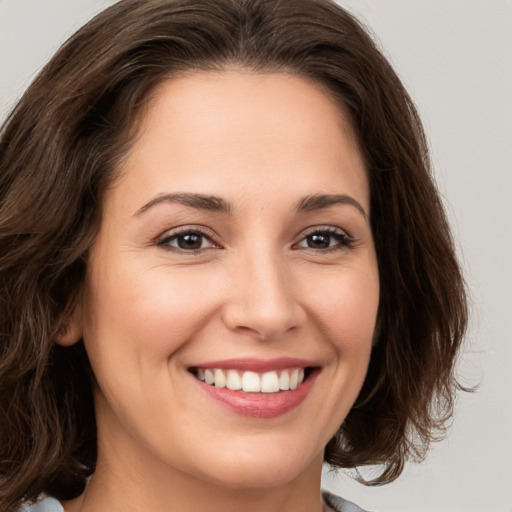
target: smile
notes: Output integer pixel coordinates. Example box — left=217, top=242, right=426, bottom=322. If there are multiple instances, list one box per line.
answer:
left=188, top=358, right=319, bottom=418
left=192, top=367, right=306, bottom=393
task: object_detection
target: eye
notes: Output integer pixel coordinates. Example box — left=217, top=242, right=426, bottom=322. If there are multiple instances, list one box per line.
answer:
left=295, top=228, right=353, bottom=251
left=157, top=228, right=218, bottom=252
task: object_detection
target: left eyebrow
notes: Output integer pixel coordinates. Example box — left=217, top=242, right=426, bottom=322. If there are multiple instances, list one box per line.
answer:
left=134, top=192, right=232, bottom=216
left=295, top=194, right=369, bottom=221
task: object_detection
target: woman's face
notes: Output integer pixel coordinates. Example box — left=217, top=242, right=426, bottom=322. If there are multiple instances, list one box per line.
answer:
left=75, top=70, right=379, bottom=490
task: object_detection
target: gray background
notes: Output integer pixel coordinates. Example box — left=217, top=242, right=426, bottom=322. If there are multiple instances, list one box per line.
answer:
left=1, top=1, right=511, bottom=511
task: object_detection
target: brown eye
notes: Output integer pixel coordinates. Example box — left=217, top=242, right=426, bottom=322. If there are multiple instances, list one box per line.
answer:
left=176, top=233, right=203, bottom=250
left=306, top=233, right=332, bottom=249
left=295, top=228, right=353, bottom=251
left=157, top=229, right=216, bottom=251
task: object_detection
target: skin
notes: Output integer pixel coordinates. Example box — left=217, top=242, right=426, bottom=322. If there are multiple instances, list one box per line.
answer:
left=60, top=69, right=380, bottom=512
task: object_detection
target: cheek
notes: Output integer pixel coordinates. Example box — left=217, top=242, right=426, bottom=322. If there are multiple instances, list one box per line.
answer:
left=85, top=263, right=221, bottom=359
left=127, top=273, right=214, bottom=353
left=290, top=262, right=379, bottom=437
left=301, top=262, right=379, bottom=352
left=90, top=270, right=192, bottom=349
left=81, top=262, right=223, bottom=431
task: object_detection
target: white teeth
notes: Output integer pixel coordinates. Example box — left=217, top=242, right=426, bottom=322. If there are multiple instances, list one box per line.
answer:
left=289, top=369, right=299, bottom=390
left=195, top=367, right=309, bottom=393
left=226, top=369, right=242, bottom=390
left=204, top=369, right=214, bottom=385
left=260, top=371, right=280, bottom=393
left=242, top=371, right=261, bottom=392
left=214, top=369, right=226, bottom=388
left=279, top=370, right=290, bottom=391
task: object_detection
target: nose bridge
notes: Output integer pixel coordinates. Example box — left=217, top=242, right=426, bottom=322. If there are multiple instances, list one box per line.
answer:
left=224, top=243, right=301, bottom=339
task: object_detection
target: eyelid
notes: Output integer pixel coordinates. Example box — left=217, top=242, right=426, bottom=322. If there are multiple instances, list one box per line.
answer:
left=155, top=225, right=221, bottom=251
left=153, top=224, right=356, bottom=253
left=292, top=225, right=355, bottom=250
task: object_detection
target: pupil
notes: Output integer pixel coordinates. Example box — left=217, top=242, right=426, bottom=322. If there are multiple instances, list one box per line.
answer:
left=308, top=234, right=330, bottom=248
left=178, top=233, right=202, bottom=249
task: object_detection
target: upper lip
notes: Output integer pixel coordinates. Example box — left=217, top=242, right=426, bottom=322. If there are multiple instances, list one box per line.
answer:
left=188, top=357, right=319, bottom=373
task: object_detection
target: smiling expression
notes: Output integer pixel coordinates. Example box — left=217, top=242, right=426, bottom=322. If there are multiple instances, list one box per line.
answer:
left=70, top=70, right=380, bottom=493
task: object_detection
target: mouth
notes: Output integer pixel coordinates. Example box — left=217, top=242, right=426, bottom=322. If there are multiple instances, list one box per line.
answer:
left=187, top=359, right=320, bottom=418
left=189, top=366, right=314, bottom=393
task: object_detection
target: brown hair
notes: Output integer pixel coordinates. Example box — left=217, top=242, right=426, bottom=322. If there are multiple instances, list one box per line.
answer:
left=0, top=0, right=468, bottom=509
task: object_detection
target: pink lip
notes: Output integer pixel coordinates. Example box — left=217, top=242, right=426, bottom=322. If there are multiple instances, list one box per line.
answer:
left=189, top=357, right=317, bottom=372
left=190, top=365, right=320, bottom=419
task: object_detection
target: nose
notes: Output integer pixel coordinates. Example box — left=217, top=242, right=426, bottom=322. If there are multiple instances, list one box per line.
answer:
left=221, top=251, right=304, bottom=341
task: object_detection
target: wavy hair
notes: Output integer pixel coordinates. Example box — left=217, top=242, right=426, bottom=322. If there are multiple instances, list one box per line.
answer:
left=0, top=0, right=468, bottom=509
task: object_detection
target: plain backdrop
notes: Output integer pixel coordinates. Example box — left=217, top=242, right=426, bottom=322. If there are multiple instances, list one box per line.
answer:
left=1, top=1, right=511, bottom=511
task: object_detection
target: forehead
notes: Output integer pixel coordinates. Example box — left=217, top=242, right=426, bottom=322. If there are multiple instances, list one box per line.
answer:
left=139, top=69, right=357, bottom=153
left=111, top=69, right=368, bottom=214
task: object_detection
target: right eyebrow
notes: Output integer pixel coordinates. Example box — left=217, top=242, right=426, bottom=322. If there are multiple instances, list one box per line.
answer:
left=295, top=193, right=369, bottom=222
left=134, top=192, right=232, bottom=216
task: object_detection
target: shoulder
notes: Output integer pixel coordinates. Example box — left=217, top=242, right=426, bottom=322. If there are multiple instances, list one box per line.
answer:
left=21, top=493, right=368, bottom=512
left=322, top=489, right=373, bottom=512
left=18, top=497, right=63, bottom=512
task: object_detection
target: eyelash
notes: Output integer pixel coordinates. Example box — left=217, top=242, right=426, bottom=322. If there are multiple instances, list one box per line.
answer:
left=294, top=226, right=355, bottom=252
left=155, top=226, right=355, bottom=254
left=156, top=227, right=218, bottom=253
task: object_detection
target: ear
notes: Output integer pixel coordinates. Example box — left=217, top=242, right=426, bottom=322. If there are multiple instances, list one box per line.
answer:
left=55, top=303, right=83, bottom=346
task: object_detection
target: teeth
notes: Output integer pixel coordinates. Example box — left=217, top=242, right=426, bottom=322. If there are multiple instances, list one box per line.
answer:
left=214, top=369, right=226, bottom=388
left=242, top=371, right=261, bottom=392
left=226, top=369, right=242, bottom=390
left=204, top=369, right=214, bottom=385
left=279, top=370, right=290, bottom=391
left=260, top=371, right=280, bottom=393
left=289, top=369, right=299, bottom=390
left=195, top=367, right=308, bottom=393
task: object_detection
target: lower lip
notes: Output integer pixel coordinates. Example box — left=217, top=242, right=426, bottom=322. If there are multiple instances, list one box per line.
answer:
left=194, top=371, right=318, bottom=418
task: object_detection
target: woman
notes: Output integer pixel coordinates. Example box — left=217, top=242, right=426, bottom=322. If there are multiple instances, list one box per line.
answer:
left=0, top=1, right=468, bottom=511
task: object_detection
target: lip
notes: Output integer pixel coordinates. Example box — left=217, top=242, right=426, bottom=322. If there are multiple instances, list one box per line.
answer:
left=188, top=359, right=320, bottom=419
left=189, top=357, right=317, bottom=372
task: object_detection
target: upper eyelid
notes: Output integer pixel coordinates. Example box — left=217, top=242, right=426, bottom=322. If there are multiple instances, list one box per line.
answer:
left=292, top=226, right=356, bottom=251
left=155, top=226, right=221, bottom=249
left=157, top=225, right=217, bottom=239
left=152, top=226, right=223, bottom=255
left=297, top=225, right=352, bottom=240
left=153, top=224, right=354, bottom=247
left=301, top=225, right=346, bottom=233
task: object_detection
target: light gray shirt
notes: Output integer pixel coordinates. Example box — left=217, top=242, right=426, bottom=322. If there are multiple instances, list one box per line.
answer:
left=20, top=491, right=371, bottom=512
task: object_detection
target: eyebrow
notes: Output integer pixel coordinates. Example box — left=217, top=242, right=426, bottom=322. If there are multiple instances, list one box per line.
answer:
left=135, top=193, right=231, bottom=216
left=135, top=191, right=368, bottom=220
left=295, top=194, right=368, bottom=221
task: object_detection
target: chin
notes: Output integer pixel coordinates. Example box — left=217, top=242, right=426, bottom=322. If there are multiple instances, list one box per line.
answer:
left=192, top=440, right=321, bottom=490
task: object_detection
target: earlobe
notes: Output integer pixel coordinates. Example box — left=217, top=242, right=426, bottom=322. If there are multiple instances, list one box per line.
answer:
left=55, top=306, right=83, bottom=346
